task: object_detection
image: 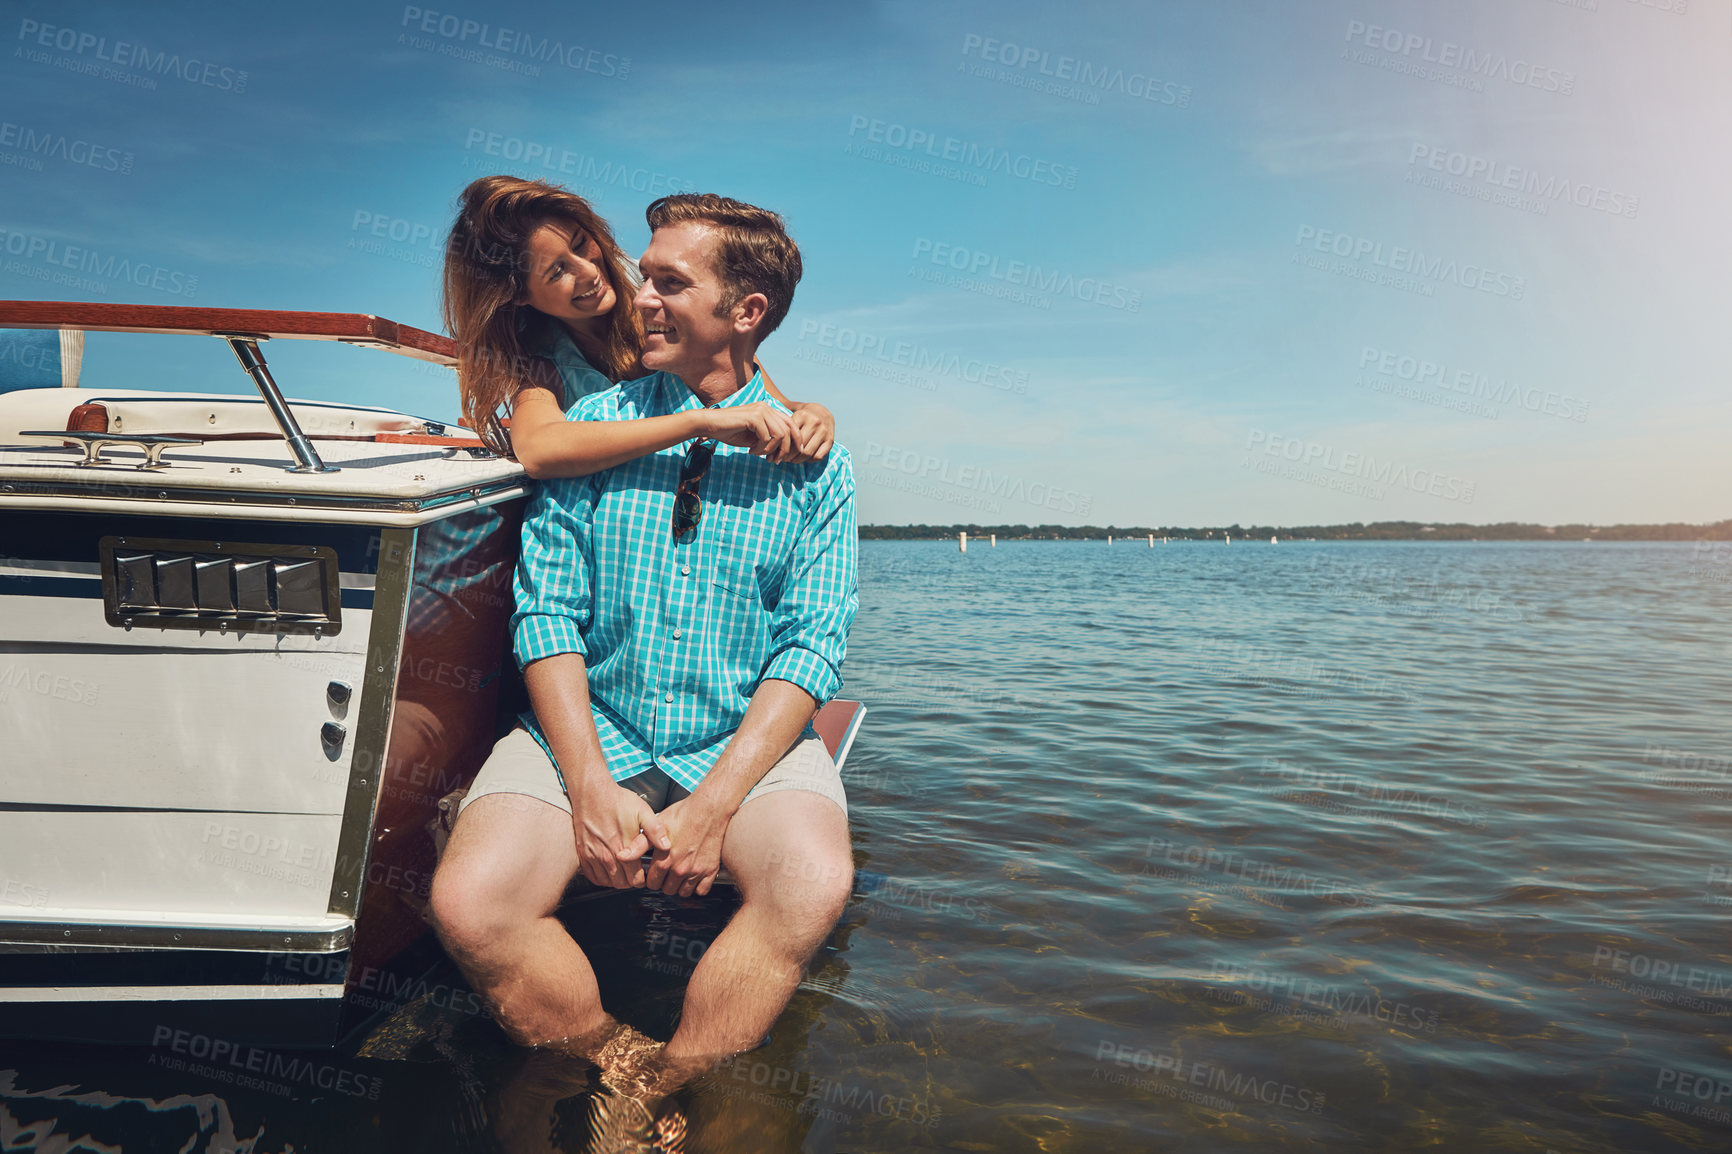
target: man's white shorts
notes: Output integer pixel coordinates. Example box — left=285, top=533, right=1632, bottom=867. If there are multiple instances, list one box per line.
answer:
left=456, top=725, right=848, bottom=819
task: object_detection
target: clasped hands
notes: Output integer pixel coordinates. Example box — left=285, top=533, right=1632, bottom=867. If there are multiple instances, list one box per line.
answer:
left=698, top=402, right=833, bottom=465
left=571, top=776, right=731, bottom=899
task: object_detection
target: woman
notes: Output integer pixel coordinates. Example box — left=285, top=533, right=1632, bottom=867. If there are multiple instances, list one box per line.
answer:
left=442, top=174, right=834, bottom=477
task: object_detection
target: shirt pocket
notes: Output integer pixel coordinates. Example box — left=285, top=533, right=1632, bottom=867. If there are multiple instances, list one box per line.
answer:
left=712, top=520, right=793, bottom=610
left=706, top=530, right=778, bottom=685
left=707, top=455, right=801, bottom=609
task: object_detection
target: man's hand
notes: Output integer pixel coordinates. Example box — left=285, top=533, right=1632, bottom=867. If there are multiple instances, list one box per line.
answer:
left=783, top=404, right=835, bottom=463
left=571, top=778, right=671, bottom=889
left=700, top=403, right=795, bottom=460
left=644, top=794, right=732, bottom=897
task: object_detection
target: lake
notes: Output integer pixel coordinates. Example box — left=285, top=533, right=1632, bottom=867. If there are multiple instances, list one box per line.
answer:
left=4, top=538, right=1731, bottom=1152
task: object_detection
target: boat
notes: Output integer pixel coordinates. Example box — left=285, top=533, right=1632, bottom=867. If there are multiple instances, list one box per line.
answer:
left=0, top=301, right=867, bottom=1048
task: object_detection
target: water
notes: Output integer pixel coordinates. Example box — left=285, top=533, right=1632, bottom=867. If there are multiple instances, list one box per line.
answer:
left=5, top=539, right=1732, bottom=1151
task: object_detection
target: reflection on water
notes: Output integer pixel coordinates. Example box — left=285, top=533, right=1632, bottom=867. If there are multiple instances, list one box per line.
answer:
left=4, top=540, right=1732, bottom=1151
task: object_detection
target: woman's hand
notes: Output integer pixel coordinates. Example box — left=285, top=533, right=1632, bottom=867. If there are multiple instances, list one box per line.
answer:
left=785, top=403, right=835, bottom=463
left=754, top=363, right=835, bottom=464
left=701, top=403, right=797, bottom=460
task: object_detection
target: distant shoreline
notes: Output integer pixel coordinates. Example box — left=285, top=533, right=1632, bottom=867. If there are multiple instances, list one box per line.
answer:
left=860, top=520, right=1732, bottom=542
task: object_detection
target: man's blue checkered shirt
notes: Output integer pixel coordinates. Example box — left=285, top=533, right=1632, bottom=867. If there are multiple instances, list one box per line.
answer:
left=511, top=367, right=858, bottom=791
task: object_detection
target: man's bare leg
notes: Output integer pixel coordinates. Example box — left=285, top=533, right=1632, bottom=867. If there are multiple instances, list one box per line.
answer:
left=429, top=791, right=623, bottom=1053
left=644, top=789, right=852, bottom=1090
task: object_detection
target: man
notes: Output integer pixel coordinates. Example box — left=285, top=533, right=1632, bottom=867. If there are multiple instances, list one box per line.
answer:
left=429, top=193, right=857, bottom=1098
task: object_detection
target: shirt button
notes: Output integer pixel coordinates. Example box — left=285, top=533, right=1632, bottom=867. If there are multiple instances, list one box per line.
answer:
left=671, top=629, right=682, bottom=640
left=664, top=693, right=674, bottom=703
left=681, top=565, right=691, bottom=576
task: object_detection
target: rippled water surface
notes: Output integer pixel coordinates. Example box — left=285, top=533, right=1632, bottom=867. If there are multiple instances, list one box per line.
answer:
left=6, top=539, right=1732, bottom=1152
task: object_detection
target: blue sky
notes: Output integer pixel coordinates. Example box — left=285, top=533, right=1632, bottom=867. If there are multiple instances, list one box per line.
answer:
left=3, top=0, right=1726, bottom=526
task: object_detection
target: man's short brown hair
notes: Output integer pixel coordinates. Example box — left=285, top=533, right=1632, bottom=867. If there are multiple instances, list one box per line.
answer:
left=645, top=193, right=802, bottom=340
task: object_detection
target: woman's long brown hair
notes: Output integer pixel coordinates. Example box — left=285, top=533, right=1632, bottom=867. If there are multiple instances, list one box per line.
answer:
left=441, top=175, right=643, bottom=455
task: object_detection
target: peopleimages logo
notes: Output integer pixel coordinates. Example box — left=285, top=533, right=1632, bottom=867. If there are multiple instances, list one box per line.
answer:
left=0, top=876, right=49, bottom=908
left=795, top=320, right=1030, bottom=395
left=846, top=116, right=1079, bottom=189
left=1245, top=428, right=1476, bottom=503
left=1263, top=757, right=1488, bottom=829
left=398, top=7, right=628, bottom=78
left=1652, top=1067, right=1732, bottom=1128
left=462, top=130, right=690, bottom=196
left=862, top=441, right=1093, bottom=516
left=1092, top=1040, right=1326, bottom=1114
left=911, top=238, right=1140, bottom=311
left=0, top=228, right=197, bottom=298
left=1407, top=144, right=1638, bottom=219
left=959, top=33, right=1192, bottom=107
left=1687, top=543, right=1732, bottom=584
left=1590, top=945, right=1732, bottom=1009
left=200, top=821, right=333, bottom=875
left=1142, top=834, right=1375, bottom=907
left=1643, top=741, right=1730, bottom=782
left=1358, top=346, right=1589, bottom=423
left=1206, top=961, right=1442, bottom=1032
left=715, top=1056, right=943, bottom=1128
left=352, top=210, right=443, bottom=253
left=0, top=663, right=99, bottom=707
left=1294, top=226, right=1526, bottom=301
left=151, top=1026, right=382, bottom=1100
left=16, top=18, right=249, bottom=92
left=1342, top=19, right=1575, bottom=95
left=0, top=120, right=132, bottom=174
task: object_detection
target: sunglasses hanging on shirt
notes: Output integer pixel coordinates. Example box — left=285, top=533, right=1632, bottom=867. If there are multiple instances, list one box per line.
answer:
left=672, top=438, right=717, bottom=538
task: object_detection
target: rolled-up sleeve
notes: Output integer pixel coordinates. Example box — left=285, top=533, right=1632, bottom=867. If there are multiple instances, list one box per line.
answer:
left=511, top=477, right=596, bottom=668
left=761, top=452, right=858, bottom=704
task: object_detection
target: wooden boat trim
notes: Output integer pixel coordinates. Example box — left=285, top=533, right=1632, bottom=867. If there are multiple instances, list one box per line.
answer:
left=0, top=300, right=460, bottom=473
left=0, top=300, right=457, bottom=365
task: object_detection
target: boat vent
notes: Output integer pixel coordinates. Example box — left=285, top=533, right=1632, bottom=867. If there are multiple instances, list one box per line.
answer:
left=97, top=535, right=342, bottom=637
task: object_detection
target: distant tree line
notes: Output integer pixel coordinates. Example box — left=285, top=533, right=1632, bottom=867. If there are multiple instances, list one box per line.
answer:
left=858, top=520, right=1732, bottom=541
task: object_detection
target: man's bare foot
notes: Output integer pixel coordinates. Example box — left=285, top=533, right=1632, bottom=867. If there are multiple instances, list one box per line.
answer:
left=633, top=1047, right=729, bottom=1100
left=595, top=1024, right=666, bottom=1100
